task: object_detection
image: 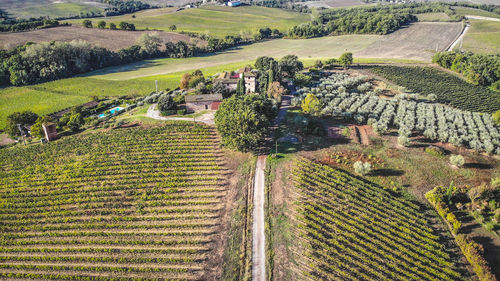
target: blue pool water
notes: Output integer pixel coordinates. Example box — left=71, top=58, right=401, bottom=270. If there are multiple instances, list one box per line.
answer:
left=98, top=107, right=124, bottom=118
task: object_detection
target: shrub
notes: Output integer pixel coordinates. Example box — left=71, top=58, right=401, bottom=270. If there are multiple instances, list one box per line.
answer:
left=301, top=93, right=322, bottom=116
left=353, top=161, right=371, bottom=176
left=177, top=109, right=186, bottom=115
left=450, top=154, right=465, bottom=168
left=158, top=94, right=175, bottom=112
left=397, top=135, right=410, bottom=147
left=425, top=146, right=444, bottom=157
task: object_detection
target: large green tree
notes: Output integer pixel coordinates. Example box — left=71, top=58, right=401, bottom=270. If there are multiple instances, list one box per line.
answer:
left=279, top=55, right=303, bottom=78
left=236, top=74, right=246, bottom=95
left=5, top=111, right=38, bottom=136
left=339, top=52, right=353, bottom=69
left=214, top=95, right=275, bottom=152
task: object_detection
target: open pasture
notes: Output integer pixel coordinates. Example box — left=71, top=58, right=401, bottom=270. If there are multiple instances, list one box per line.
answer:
left=0, top=26, right=196, bottom=51
left=0, top=0, right=107, bottom=19
left=65, top=6, right=311, bottom=38
left=0, top=123, right=228, bottom=280
left=461, top=20, right=500, bottom=54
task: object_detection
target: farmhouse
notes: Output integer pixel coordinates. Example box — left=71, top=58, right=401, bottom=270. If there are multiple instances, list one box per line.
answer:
left=215, top=67, right=257, bottom=93
left=185, top=94, right=223, bottom=113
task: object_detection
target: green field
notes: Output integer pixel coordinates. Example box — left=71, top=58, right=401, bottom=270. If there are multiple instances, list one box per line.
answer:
left=66, top=6, right=311, bottom=38
left=8, top=2, right=104, bottom=19
left=453, top=7, right=500, bottom=19
left=462, top=20, right=500, bottom=54
left=0, top=123, right=228, bottom=280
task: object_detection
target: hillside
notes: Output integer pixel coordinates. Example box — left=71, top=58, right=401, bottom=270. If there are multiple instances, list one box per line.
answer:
left=0, top=123, right=237, bottom=280
left=65, top=6, right=311, bottom=38
left=0, top=0, right=107, bottom=19
left=0, top=26, right=198, bottom=51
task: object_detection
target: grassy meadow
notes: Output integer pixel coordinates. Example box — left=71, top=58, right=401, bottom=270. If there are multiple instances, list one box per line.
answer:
left=65, top=6, right=311, bottom=38
left=453, top=7, right=500, bottom=19
left=461, top=20, right=500, bottom=54
left=8, top=2, right=104, bottom=19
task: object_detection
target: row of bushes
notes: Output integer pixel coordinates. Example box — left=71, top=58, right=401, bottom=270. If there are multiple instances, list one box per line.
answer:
left=426, top=186, right=497, bottom=281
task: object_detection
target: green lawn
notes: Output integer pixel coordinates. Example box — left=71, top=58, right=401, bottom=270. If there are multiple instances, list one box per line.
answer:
left=9, top=2, right=104, bottom=19
left=462, top=20, right=500, bottom=54
left=65, top=6, right=310, bottom=38
left=453, top=7, right=500, bottom=19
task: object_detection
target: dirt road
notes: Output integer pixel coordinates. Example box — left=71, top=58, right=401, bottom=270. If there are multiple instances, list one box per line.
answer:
left=252, top=155, right=267, bottom=281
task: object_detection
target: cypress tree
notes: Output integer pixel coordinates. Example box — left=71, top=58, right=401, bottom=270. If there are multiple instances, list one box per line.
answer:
left=236, top=73, right=246, bottom=95
left=268, top=69, right=274, bottom=90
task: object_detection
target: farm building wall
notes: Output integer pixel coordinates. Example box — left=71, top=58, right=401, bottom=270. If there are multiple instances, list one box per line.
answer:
left=186, top=101, right=213, bottom=112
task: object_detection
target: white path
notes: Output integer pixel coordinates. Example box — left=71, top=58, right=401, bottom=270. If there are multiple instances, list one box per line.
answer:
left=447, top=22, right=470, bottom=51
left=252, top=155, right=267, bottom=281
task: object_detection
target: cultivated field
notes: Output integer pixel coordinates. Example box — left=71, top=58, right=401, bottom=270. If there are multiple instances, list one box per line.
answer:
left=0, top=0, right=107, bottom=19
left=65, top=6, right=311, bottom=38
left=453, top=7, right=500, bottom=19
left=461, top=20, right=500, bottom=54
left=356, top=22, right=462, bottom=61
left=289, top=158, right=462, bottom=280
left=0, top=26, right=197, bottom=51
left=0, top=123, right=230, bottom=280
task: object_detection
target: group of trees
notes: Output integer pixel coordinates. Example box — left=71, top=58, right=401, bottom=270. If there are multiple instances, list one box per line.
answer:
left=286, top=2, right=470, bottom=39
left=102, top=0, right=151, bottom=17
left=253, top=0, right=311, bottom=13
left=255, top=55, right=303, bottom=94
left=433, top=51, right=500, bottom=89
left=214, top=94, right=276, bottom=152
left=83, top=20, right=135, bottom=31
left=0, top=9, right=62, bottom=32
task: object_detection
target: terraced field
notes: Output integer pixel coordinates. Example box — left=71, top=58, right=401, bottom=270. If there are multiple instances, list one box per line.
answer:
left=291, top=158, right=463, bottom=281
left=0, top=123, right=228, bottom=280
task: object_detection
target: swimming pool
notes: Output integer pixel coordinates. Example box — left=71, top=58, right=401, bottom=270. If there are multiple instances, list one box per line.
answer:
left=98, top=107, right=123, bottom=118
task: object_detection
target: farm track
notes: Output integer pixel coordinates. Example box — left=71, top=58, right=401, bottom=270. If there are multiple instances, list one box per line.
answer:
left=0, top=124, right=229, bottom=280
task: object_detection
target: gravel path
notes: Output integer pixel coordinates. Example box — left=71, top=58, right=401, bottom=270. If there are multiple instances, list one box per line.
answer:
left=146, top=104, right=215, bottom=125
left=252, top=155, right=267, bottom=281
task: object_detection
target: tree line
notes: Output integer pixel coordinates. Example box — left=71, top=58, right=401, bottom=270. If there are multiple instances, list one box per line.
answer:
left=433, top=51, right=500, bottom=89
left=286, top=2, right=470, bottom=38
left=0, top=0, right=153, bottom=33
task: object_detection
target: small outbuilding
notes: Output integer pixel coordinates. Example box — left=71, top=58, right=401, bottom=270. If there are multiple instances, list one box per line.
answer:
left=185, top=94, right=223, bottom=113
left=42, top=123, right=58, bottom=141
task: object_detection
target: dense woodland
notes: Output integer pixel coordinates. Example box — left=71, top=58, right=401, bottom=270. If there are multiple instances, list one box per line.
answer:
left=433, top=51, right=500, bottom=89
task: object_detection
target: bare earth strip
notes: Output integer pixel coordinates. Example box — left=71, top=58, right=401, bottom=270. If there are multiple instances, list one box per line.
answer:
left=0, top=26, right=197, bottom=51
left=356, top=22, right=462, bottom=61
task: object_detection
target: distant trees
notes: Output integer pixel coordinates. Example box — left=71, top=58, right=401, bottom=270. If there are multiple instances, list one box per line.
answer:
left=4, top=40, right=115, bottom=86
left=169, top=24, right=177, bottom=31
left=97, top=20, right=106, bottom=29
left=119, top=21, right=135, bottom=31
left=109, top=22, right=117, bottom=30
left=179, top=70, right=204, bottom=90
left=82, top=20, right=92, bottom=28
left=0, top=10, right=61, bottom=32
left=214, top=94, right=276, bottom=152
left=103, top=0, right=151, bottom=17
left=433, top=51, right=500, bottom=87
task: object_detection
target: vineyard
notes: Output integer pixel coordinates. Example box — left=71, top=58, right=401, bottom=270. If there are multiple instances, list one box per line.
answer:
left=0, top=123, right=227, bottom=280
left=294, top=73, right=500, bottom=154
left=367, top=66, right=500, bottom=113
left=291, top=158, right=464, bottom=281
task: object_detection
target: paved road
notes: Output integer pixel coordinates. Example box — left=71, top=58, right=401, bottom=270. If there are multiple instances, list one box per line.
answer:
left=146, top=104, right=215, bottom=125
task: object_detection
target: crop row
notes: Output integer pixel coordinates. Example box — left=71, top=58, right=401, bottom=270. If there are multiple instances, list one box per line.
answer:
left=291, top=158, right=461, bottom=280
